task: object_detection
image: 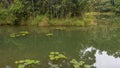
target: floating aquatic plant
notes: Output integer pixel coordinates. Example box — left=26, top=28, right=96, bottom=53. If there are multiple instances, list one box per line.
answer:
left=70, top=59, right=90, bottom=68
left=10, top=31, right=29, bottom=38
left=19, top=31, right=29, bottom=35
left=49, top=52, right=67, bottom=61
left=46, top=33, right=53, bottom=36
left=15, top=59, right=40, bottom=68
left=10, top=33, right=16, bottom=38
left=55, top=27, right=66, bottom=30
left=16, top=34, right=21, bottom=37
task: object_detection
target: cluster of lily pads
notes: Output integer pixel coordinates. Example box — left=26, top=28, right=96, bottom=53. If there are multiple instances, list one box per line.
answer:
left=49, top=52, right=67, bottom=61
left=15, top=59, right=40, bottom=68
left=10, top=31, right=29, bottom=38
left=14, top=52, right=90, bottom=68
left=70, top=59, right=90, bottom=68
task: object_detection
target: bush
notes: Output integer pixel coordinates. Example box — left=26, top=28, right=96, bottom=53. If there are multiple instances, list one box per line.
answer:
left=0, top=0, right=22, bottom=25
left=0, top=0, right=91, bottom=25
left=113, top=0, right=120, bottom=15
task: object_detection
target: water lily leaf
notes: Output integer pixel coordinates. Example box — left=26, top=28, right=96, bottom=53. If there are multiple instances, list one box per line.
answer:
left=25, top=59, right=33, bottom=65
left=79, top=61, right=85, bottom=65
left=21, top=34, right=26, bottom=36
left=20, top=31, right=29, bottom=34
left=25, top=59, right=31, bottom=62
left=50, top=57, right=55, bottom=60
left=18, top=60, right=25, bottom=63
left=15, top=61, right=18, bottom=64
left=16, top=59, right=40, bottom=68
left=34, top=60, right=40, bottom=64
left=10, top=31, right=29, bottom=38
left=16, top=34, right=20, bottom=37
left=84, top=65, right=90, bottom=68
left=55, top=52, right=59, bottom=54
left=58, top=54, right=62, bottom=57
left=50, top=52, right=55, bottom=55
left=10, top=35, right=15, bottom=38
left=18, top=64, right=25, bottom=68
left=31, top=60, right=35, bottom=63
left=70, top=59, right=78, bottom=64
left=46, top=33, right=53, bottom=36
left=25, top=62, right=32, bottom=65
left=49, top=55, right=54, bottom=58
left=58, top=54, right=66, bottom=58
left=55, top=56, right=60, bottom=60
left=74, top=65, right=80, bottom=68
left=10, top=33, right=16, bottom=37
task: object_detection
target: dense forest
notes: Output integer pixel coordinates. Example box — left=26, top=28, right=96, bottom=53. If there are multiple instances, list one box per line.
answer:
left=0, top=0, right=120, bottom=26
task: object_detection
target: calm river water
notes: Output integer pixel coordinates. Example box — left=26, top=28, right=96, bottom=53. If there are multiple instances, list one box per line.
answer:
left=0, top=26, right=120, bottom=68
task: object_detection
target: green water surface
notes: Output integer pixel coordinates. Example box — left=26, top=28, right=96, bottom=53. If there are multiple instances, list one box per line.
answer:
left=0, top=26, right=120, bottom=68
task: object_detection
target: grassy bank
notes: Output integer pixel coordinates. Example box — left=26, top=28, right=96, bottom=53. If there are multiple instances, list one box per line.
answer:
left=0, top=15, right=96, bottom=26
left=95, top=12, right=120, bottom=26
left=22, top=14, right=96, bottom=26
left=1, top=11, right=120, bottom=27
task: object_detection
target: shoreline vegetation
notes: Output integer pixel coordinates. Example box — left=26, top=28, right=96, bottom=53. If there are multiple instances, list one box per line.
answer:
left=20, top=12, right=97, bottom=27
left=0, top=0, right=120, bottom=26
left=0, top=14, right=97, bottom=26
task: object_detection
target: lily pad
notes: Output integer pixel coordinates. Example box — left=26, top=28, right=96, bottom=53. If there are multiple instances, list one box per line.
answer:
left=10, top=33, right=16, bottom=38
left=18, top=64, right=25, bottom=68
left=55, top=56, right=60, bottom=60
left=46, top=33, right=53, bottom=36
left=49, top=52, right=67, bottom=61
left=50, top=52, right=55, bottom=55
left=49, top=55, right=54, bottom=58
left=50, top=57, right=55, bottom=60
left=84, top=65, right=90, bottom=68
left=55, top=52, right=59, bottom=54
left=70, top=59, right=78, bottom=64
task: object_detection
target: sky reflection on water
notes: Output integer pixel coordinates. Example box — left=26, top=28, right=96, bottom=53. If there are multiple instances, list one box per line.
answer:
left=94, top=50, right=120, bottom=68
left=82, top=47, right=120, bottom=68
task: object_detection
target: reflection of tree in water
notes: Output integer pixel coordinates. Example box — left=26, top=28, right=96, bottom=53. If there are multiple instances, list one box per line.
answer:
left=79, top=46, right=120, bottom=68
left=79, top=47, right=96, bottom=65
left=89, top=27, right=120, bottom=58
left=112, top=50, right=120, bottom=58
left=60, top=26, right=120, bottom=67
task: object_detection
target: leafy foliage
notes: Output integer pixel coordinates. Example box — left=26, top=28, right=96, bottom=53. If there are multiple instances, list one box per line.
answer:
left=0, top=0, right=90, bottom=25
left=113, top=0, right=120, bottom=15
left=10, top=31, right=29, bottom=38
left=46, top=33, right=54, bottom=36
left=49, top=52, right=67, bottom=61
left=15, top=59, right=40, bottom=68
left=70, top=59, right=90, bottom=68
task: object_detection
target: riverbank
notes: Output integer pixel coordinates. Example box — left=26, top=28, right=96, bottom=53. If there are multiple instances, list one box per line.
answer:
left=0, top=12, right=120, bottom=27
left=0, top=12, right=97, bottom=26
